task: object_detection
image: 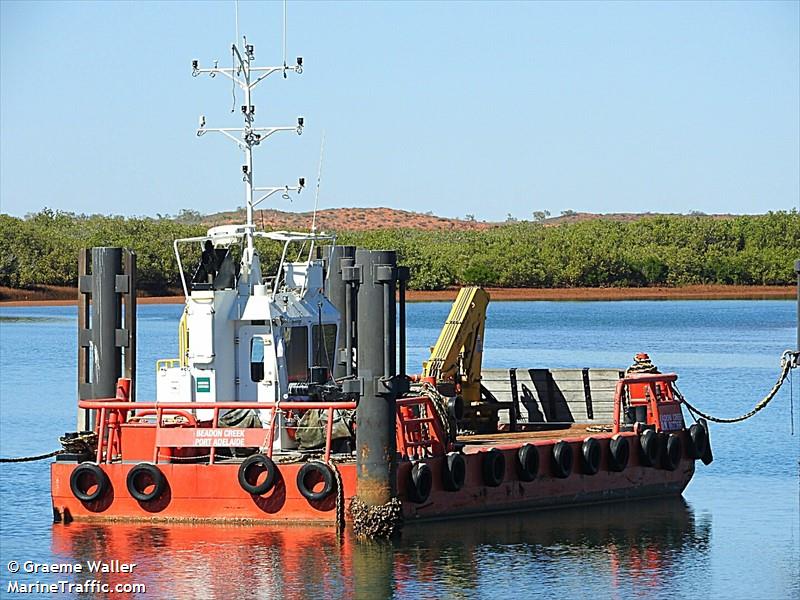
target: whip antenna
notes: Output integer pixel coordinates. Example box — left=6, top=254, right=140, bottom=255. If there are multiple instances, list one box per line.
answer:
left=235, top=0, right=240, bottom=47
left=311, top=131, right=325, bottom=234
left=282, top=0, right=287, bottom=72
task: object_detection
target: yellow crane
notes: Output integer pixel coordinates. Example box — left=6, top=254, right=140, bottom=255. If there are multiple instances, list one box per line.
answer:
left=422, top=286, right=489, bottom=405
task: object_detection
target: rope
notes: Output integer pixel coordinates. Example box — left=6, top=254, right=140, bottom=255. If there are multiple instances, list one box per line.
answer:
left=674, top=350, right=798, bottom=424
left=586, top=425, right=613, bottom=433
left=327, top=458, right=345, bottom=538
left=790, top=366, right=795, bottom=436
left=1, top=431, right=100, bottom=463
left=0, top=450, right=62, bottom=463
left=416, top=381, right=456, bottom=444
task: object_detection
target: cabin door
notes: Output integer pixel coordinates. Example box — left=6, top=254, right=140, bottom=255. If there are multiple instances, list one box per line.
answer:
left=237, top=326, right=278, bottom=404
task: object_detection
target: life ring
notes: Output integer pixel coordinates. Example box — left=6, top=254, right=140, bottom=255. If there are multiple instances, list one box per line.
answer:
left=608, top=435, right=630, bottom=472
left=409, top=462, right=432, bottom=503
left=70, top=463, right=109, bottom=503
left=442, top=452, right=466, bottom=491
left=639, top=429, right=661, bottom=467
left=581, top=438, right=601, bottom=475
left=482, top=448, right=506, bottom=487
left=126, top=463, right=166, bottom=502
left=517, top=443, right=539, bottom=482
left=297, top=462, right=335, bottom=502
left=552, top=441, right=573, bottom=478
left=238, top=454, right=278, bottom=495
left=687, top=423, right=708, bottom=459
left=662, top=433, right=683, bottom=471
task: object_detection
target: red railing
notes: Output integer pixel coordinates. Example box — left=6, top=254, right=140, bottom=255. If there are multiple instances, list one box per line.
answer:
left=395, top=395, right=447, bottom=458
left=612, top=373, right=679, bottom=434
left=79, top=399, right=357, bottom=465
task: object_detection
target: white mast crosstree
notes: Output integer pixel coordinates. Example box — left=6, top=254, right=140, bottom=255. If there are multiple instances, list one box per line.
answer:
left=192, top=39, right=305, bottom=260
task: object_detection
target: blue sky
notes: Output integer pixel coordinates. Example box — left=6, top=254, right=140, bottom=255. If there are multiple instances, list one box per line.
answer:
left=1, top=1, right=798, bottom=221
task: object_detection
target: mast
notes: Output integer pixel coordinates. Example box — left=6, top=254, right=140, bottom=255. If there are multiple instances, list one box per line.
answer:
left=192, top=38, right=305, bottom=260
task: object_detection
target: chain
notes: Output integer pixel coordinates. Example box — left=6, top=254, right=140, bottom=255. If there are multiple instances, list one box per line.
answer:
left=674, top=350, right=798, bottom=424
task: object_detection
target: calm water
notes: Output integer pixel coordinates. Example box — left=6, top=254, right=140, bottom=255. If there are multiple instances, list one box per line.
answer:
left=0, top=300, right=798, bottom=599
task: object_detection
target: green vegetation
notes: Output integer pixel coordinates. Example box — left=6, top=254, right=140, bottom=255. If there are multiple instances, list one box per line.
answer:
left=1, top=209, right=797, bottom=292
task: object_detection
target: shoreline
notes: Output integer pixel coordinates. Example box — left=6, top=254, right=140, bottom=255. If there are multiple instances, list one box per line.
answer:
left=0, top=284, right=793, bottom=307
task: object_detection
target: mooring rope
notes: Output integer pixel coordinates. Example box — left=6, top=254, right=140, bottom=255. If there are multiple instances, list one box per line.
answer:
left=0, top=450, right=62, bottom=463
left=327, top=458, right=345, bottom=538
left=0, top=431, right=98, bottom=464
left=674, top=350, right=798, bottom=424
left=416, top=381, right=456, bottom=444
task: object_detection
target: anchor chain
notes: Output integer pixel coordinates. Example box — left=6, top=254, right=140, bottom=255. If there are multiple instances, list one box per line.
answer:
left=674, top=350, right=798, bottom=424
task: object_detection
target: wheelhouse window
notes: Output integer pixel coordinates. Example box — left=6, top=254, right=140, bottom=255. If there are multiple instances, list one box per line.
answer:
left=312, top=324, right=337, bottom=370
left=250, top=337, right=264, bottom=382
left=285, top=326, right=309, bottom=382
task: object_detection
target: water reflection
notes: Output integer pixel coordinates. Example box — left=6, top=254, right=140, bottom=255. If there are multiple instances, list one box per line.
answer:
left=400, top=497, right=710, bottom=598
left=51, top=498, right=709, bottom=599
left=0, top=315, right=73, bottom=323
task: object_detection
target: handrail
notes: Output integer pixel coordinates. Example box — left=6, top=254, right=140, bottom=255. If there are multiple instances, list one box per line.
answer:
left=86, top=399, right=357, bottom=465
left=612, top=372, right=679, bottom=434
left=128, top=408, right=198, bottom=426
left=395, top=395, right=446, bottom=458
left=80, top=400, right=357, bottom=410
left=619, top=373, right=677, bottom=384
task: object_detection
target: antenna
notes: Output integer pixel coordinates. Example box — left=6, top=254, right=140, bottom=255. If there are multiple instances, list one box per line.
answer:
left=283, top=0, right=287, bottom=73
left=311, top=131, right=325, bottom=234
left=192, top=33, right=304, bottom=260
left=235, top=0, right=240, bottom=48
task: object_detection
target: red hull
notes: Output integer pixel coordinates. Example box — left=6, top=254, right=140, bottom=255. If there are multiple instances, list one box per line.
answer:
left=51, top=430, right=694, bottom=525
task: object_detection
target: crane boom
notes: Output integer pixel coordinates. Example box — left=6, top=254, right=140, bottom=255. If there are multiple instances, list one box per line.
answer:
left=422, top=287, right=489, bottom=404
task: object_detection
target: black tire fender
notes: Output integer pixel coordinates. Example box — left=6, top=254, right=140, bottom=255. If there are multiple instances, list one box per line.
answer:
left=687, top=423, right=708, bottom=459
left=442, top=452, right=466, bottom=492
left=482, top=448, right=506, bottom=487
left=126, top=463, right=166, bottom=502
left=517, top=443, right=539, bottom=482
left=70, top=463, right=110, bottom=503
left=409, top=462, right=432, bottom=503
left=608, top=435, right=630, bottom=472
left=552, top=441, right=573, bottom=478
left=297, top=462, right=335, bottom=502
left=639, top=429, right=661, bottom=467
left=238, top=453, right=278, bottom=495
left=581, top=438, right=601, bottom=475
left=663, top=433, right=683, bottom=471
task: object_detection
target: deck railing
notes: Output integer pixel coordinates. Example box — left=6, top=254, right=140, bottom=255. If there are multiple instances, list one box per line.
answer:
left=79, top=399, right=357, bottom=465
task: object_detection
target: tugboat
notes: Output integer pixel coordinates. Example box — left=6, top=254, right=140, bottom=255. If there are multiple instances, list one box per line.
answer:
left=50, top=32, right=712, bottom=538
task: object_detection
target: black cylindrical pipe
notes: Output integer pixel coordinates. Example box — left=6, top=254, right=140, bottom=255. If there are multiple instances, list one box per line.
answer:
left=383, top=283, right=393, bottom=378
left=398, top=276, right=406, bottom=377
left=91, top=247, right=123, bottom=400
left=355, top=249, right=398, bottom=506
left=325, top=245, right=356, bottom=379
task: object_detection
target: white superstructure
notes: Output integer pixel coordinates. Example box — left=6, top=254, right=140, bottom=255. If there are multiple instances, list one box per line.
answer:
left=156, top=31, right=340, bottom=452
